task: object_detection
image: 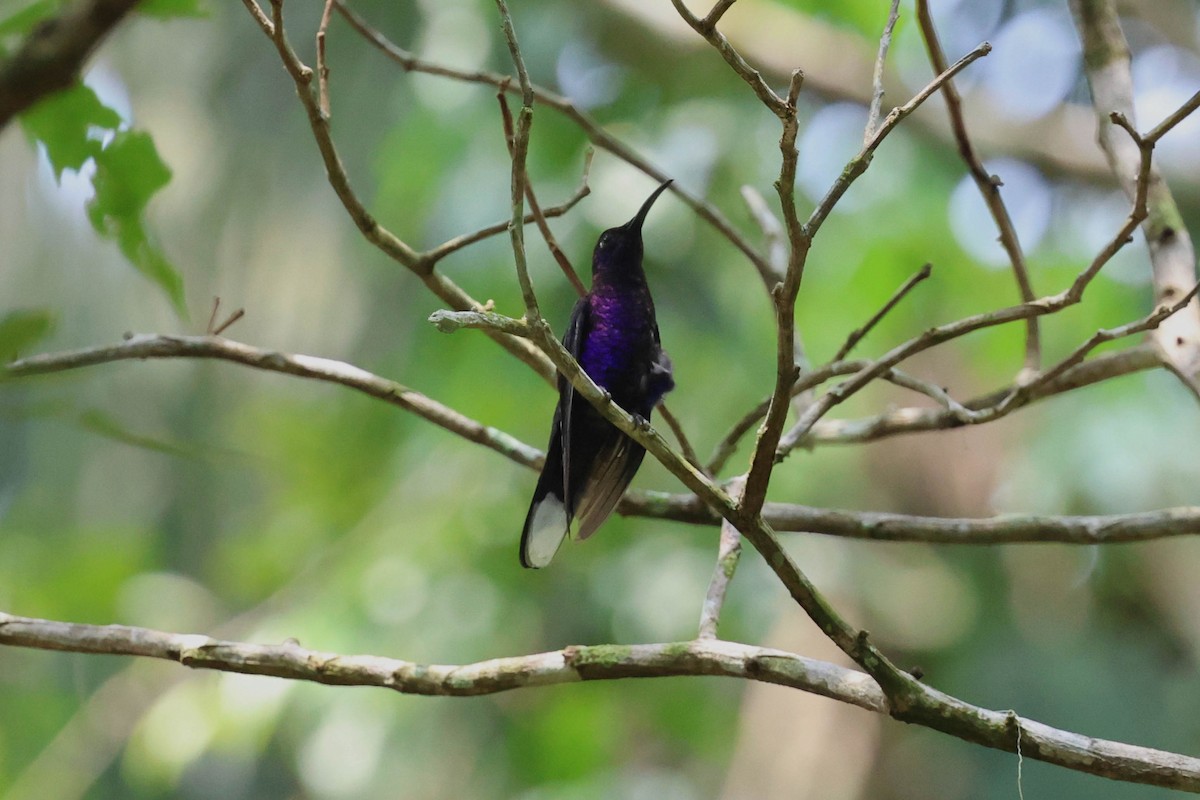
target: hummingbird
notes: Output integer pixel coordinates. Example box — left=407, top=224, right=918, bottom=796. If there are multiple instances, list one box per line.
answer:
left=520, top=180, right=675, bottom=568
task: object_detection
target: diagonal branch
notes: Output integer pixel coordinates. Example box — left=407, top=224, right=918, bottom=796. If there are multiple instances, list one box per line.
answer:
left=742, top=41, right=992, bottom=516
left=239, top=0, right=556, bottom=384
left=917, top=0, right=1041, bottom=375
left=4, top=612, right=1200, bottom=791
left=333, top=0, right=775, bottom=286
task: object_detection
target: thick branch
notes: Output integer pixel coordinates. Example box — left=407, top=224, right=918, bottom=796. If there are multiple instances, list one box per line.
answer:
left=0, top=0, right=140, bottom=130
left=1070, top=0, right=1200, bottom=378
left=620, top=492, right=1200, bottom=544
left=3, top=612, right=1200, bottom=791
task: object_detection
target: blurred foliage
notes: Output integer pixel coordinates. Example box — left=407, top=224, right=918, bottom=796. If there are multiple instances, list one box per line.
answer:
left=11, top=3, right=187, bottom=314
left=2, top=0, right=1200, bottom=798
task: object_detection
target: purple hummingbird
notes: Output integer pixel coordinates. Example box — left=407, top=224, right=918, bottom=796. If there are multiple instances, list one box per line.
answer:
left=520, top=180, right=675, bottom=568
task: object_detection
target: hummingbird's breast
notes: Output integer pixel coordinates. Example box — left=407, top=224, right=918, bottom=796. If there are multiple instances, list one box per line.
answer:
left=579, top=285, right=656, bottom=402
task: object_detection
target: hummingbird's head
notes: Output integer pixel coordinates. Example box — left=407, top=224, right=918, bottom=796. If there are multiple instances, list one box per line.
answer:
left=592, top=179, right=672, bottom=278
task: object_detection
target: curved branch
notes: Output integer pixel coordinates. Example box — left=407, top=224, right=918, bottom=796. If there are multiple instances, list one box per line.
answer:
left=3, top=612, right=1199, bottom=791
left=3, top=333, right=542, bottom=468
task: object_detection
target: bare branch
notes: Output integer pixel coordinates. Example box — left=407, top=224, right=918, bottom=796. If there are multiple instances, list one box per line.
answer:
left=917, top=0, right=1040, bottom=375
left=1146, top=89, right=1200, bottom=145
left=4, top=333, right=543, bottom=469
left=669, top=0, right=787, bottom=117
left=5, top=612, right=1200, bottom=790
left=316, top=0, right=335, bottom=117
left=1070, top=0, right=1200, bottom=378
left=422, top=158, right=592, bottom=265
left=701, top=0, right=738, bottom=30
left=498, top=92, right=589, bottom=297
left=698, top=476, right=745, bottom=639
left=619, top=492, right=1200, bottom=546
left=777, top=183, right=1152, bottom=459
left=864, top=0, right=901, bottom=143
left=801, top=345, right=1163, bottom=446
left=492, top=0, right=540, bottom=320
left=333, top=0, right=775, bottom=285
left=833, top=263, right=932, bottom=362
left=239, top=0, right=555, bottom=385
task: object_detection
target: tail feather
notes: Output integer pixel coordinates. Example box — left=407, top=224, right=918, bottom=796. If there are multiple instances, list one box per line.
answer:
left=520, top=419, right=571, bottom=569
left=520, top=491, right=570, bottom=568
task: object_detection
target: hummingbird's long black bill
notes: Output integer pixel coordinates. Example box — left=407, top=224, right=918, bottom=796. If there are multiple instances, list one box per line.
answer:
left=625, top=179, right=673, bottom=232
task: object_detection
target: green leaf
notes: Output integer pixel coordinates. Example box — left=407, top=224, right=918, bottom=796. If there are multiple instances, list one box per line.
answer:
left=86, top=130, right=187, bottom=315
left=77, top=409, right=201, bottom=458
left=775, top=0, right=904, bottom=40
left=138, top=0, right=206, bottom=19
left=19, top=83, right=121, bottom=179
left=0, top=309, right=55, bottom=364
left=0, top=0, right=59, bottom=39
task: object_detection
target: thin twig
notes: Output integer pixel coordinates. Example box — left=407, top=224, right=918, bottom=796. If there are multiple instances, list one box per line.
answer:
left=422, top=158, right=592, bottom=265
left=316, top=0, right=335, bottom=117
left=1146, top=89, right=1200, bottom=144
left=493, top=0, right=539, bottom=319
left=670, top=0, right=788, bottom=117
left=656, top=402, right=705, bottom=475
left=776, top=154, right=1153, bottom=460
left=701, top=0, right=738, bottom=31
left=333, top=0, right=775, bottom=285
left=698, top=476, right=745, bottom=638
left=239, top=0, right=557, bottom=384
left=497, top=91, right=587, bottom=297
left=211, top=308, right=245, bottom=337
left=833, top=263, right=932, bottom=362
left=744, top=43, right=990, bottom=515
left=917, top=0, right=1040, bottom=375
left=864, top=0, right=902, bottom=143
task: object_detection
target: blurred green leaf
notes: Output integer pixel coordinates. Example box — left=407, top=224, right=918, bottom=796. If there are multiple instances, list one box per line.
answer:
left=776, top=0, right=902, bottom=39
left=19, top=83, right=120, bottom=179
left=138, top=0, right=206, bottom=19
left=0, top=0, right=58, bottom=39
left=0, top=308, right=54, bottom=364
left=86, top=130, right=186, bottom=315
left=77, top=409, right=198, bottom=458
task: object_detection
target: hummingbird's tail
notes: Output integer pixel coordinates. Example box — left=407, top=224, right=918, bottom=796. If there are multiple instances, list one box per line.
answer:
left=520, top=423, right=570, bottom=569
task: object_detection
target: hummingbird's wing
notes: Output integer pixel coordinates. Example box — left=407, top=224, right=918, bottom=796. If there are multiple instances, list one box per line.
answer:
left=574, top=436, right=645, bottom=540
left=559, top=296, right=590, bottom=519
left=518, top=297, right=590, bottom=569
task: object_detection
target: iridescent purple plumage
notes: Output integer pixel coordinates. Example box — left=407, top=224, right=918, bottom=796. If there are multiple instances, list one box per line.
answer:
left=520, top=181, right=675, bottom=568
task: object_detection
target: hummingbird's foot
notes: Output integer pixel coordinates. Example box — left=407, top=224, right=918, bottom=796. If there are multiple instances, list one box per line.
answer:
left=631, top=413, right=653, bottom=432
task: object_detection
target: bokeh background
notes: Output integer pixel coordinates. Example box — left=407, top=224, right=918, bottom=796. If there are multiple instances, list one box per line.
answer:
left=3, top=0, right=1200, bottom=797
